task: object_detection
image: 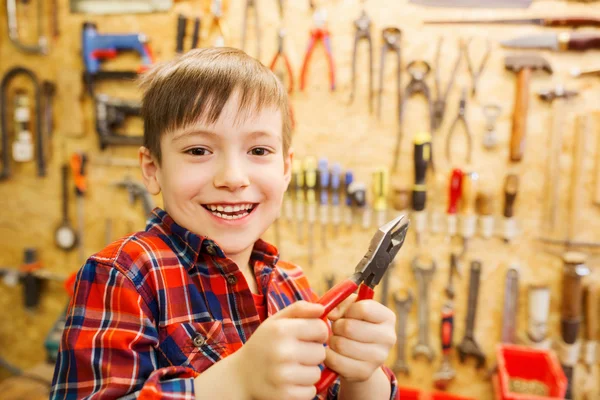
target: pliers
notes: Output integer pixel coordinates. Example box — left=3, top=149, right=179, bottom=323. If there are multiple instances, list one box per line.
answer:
left=269, top=29, right=296, bottom=128
left=300, top=8, right=335, bottom=91
left=350, top=10, right=373, bottom=111
left=445, top=88, right=472, bottom=165
left=314, top=214, right=410, bottom=393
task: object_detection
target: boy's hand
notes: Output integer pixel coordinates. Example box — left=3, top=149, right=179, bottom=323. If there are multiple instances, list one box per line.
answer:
left=235, top=301, right=329, bottom=400
left=325, top=294, right=397, bottom=383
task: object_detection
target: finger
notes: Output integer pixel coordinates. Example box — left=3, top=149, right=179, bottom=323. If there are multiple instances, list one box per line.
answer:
left=282, top=318, right=330, bottom=343
left=275, top=364, right=322, bottom=387
left=326, top=293, right=358, bottom=321
left=273, top=301, right=325, bottom=320
left=331, top=318, right=396, bottom=345
left=283, top=385, right=317, bottom=400
left=324, top=347, right=374, bottom=383
left=288, top=341, right=327, bottom=366
left=343, top=300, right=396, bottom=324
left=328, top=335, right=389, bottom=364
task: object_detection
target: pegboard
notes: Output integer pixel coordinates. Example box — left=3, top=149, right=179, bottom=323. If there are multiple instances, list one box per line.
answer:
left=1, top=0, right=600, bottom=398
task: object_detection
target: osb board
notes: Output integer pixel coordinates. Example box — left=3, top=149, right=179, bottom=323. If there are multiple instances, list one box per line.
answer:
left=0, top=0, right=600, bottom=398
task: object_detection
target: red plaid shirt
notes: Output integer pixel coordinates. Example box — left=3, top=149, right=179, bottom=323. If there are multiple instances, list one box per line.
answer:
left=50, top=208, right=398, bottom=399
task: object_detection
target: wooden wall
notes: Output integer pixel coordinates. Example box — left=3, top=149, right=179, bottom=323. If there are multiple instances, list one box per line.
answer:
left=1, top=0, right=599, bottom=398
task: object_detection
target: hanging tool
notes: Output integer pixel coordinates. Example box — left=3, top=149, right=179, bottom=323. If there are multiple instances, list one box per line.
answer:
left=300, top=8, right=335, bottom=91
left=505, top=54, right=552, bottom=162
left=412, top=132, right=432, bottom=246
left=457, top=260, right=486, bottom=368
left=55, top=164, right=78, bottom=251
left=242, top=0, right=261, bottom=60
left=377, top=27, right=402, bottom=119
left=409, top=0, right=532, bottom=7
left=412, top=257, right=437, bottom=362
left=526, top=285, right=551, bottom=349
left=206, top=0, right=228, bottom=47
left=318, top=158, right=330, bottom=249
left=70, top=152, right=88, bottom=264
left=292, top=159, right=304, bottom=242
left=501, top=32, right=600, bottom=51
left=330, top=163, right=342, bottom=236
left=392, top=291, right=413, bottom=375
left=304, top=157, right=317, bottom=266
left=395, top=61, right=434, bottom=172
left=501, top=266, right=520, bottom=345
left=269, top=30, right=294, bottom=93
left=344, top=171, right=354, bottom=229
left=424, top=16, right=600, bottom=27
left=446, top=169, right=463, bottom=240
left=475, top=191, right=494, bottom=239
left=372, top=168, right=389, bottom=228
left=433, top=302, right=456, bottom=390
left=460, top=171, right=478, bottom=252
left=41, top=81, right=56, bottom=145
left=538, top=86, right=578, bottom=234
left=446, top=88, right=473, bottom=164
left=175, top=15, right=201, bottom=53
left=559, top=252, right=590, bottom=399
left=191, top=17, right=200, bottom=49
left=379, top=261, right=394, bottom=308
left=12, top=90, right=34, bottom=163
left=462, top=37, right=491, bottom=97
left=0, top=67, right=45, bottom=180
left=583, top=283, right=599, bottom=371
left=445, top=253, right=460, bottom=299
left=94, top=94, right=143, bottom=149
left=481, top=104, right=502, bottom=150
left=114, top=176, right=155, bottom=217
left=314, top=215, right=409, bottom=393
left=6, top=0, right=48, bottom=54
left=433, top=37, right=462, bottom=131
left=350, top=9, right=373, bottom=112
left=502, top=174, right=519, bottom=243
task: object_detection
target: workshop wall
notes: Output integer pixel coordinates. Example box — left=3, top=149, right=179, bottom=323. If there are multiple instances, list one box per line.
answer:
left=1, top=0, right=599, bottom=398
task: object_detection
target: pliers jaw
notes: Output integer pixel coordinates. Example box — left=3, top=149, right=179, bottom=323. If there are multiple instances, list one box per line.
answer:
left=353, top=214, right=410, bottom=288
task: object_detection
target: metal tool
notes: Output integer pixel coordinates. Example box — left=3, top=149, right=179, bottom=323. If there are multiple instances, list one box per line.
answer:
left=409, top=0, right=532, bottom=7
left=318, top=158, right=330, bottom=249
left=457, top=260, right=486, bottom=368
left=176, top=14, right=201, bottom=53
left=114, top=176, right=155, bottom=217
left=526, top=285, right=551, bottom=348
left=412, top=132, right=432, bottom=246
left=344, top=171, right=354, bottom=229
left=462, top=38, right=491, bottom=97
left=392, top=290, right=413, bottom=375
left=460, top=172, right=478, bottom=252
left=424, top=16, right=600, bottom=27
left=559, top=252, right=590, bottom=399
left=502, top=174, right=519, bottom=243
left=330, top=164, right=342, bottom=236
left=270, top=30, right=294, bottom=93
left=1, top=67, right=45, bottom=180
left=315, top=215, right=409, bottom=393
left=482, top=104, right=502, bottom=150
left=70, top=152, right=88, bottom=264
left=379, top=261, right=394, bottom=308
left=501, top=266, right=520, bottom=344
left=242, top=0, right=261, bottom=60
left=434, top=302, right=456, bottom=390
left=350, top=9, right=373, bottom=112
left=446, top=169, right=463, bottom=240
left=41, top=81, right=56, bottom=145
left=538, top=86, right=578, bottom=234
left=433, top=37, right=462, bottom=131
left=445, top=253, right=460, bottom=299
left=396, top=61, right=434, bottom=172
left=412, top=257, right=437, bottom=362
left=55, top=164, right=78, bottom=251
left=505, top=54, right=552, bottom=162
left=446, top=88, right=473, bottom=164
left=475, top=191, right=494, bottom=239
left=501, top=32, right=600, bottom=51
left=206, top=0, right=228, bottom=47
left=6, top=0, right=48, bottom=54
left=300, top=8, right=335, bottom=91
left=377, top=27, right=402, bottom=119
left=304, top=157, right=317, bottom=265
left=94, top=94, right=143, bottom=149
left=372, top=168, right=389, bottom=228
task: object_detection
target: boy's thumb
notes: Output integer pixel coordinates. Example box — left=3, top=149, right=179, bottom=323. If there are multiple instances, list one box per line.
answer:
left=272, top=300, right=325, bottom=319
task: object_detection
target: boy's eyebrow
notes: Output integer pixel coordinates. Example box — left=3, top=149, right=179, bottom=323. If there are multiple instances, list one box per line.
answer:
left=245, top=130, right=282, bottom=142
left=171, top=129, right=218, bottom=142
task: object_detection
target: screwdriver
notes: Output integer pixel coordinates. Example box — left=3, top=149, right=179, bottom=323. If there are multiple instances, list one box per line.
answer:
left=412, top=132, right=432, bottom=246
left=70, top=152, right=88, bottom=264
left=502, top=174, right=519, bottom=243
left=330, top=163, right=342, bottom=236
left=476, top=191, right=494, bottom=239
left=372, top=167, right=389, bottom=228
left=344, top=171, right=354, bottom=229
left=304, top=157, right=317, bottom=266
left=317, top=158, right=330, bottom=249
left=460, top=171, right=479, bottom=252
left=447, top=169, right=463, bottom=240
left=292, top=159, right=304, bottom=242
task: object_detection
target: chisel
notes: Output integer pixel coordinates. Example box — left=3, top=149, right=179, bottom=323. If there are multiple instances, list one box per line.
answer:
left=317, top=158, right=330, bottom=249
left=304, top=157, right=317, bottom=267
left=502, top=174, right=519, bottom=243
left=70, top=152, right=88, bottom=264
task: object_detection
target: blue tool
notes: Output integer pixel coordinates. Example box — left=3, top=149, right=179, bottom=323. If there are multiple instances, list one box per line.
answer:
left=330, top=163, right=342, bottom=236
left=344, top=171, right=354, bottom=229
left=318, top=158, right=330, bottom=248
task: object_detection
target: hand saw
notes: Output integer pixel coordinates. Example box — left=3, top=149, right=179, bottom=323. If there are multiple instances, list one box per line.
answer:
left=409, top=0, right=531, bottom=8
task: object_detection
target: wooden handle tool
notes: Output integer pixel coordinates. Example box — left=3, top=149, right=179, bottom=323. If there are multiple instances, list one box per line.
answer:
left=561, top=252, right=590, bottom=343
left=510, top=68, right=531, bottom=162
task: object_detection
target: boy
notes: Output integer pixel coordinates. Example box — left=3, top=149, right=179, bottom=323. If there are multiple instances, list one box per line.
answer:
left=51, top=47, right=398, bottom=400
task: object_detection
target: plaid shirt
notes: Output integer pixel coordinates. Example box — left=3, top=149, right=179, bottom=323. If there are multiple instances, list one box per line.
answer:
left=50, top=208, right=398, bottom=399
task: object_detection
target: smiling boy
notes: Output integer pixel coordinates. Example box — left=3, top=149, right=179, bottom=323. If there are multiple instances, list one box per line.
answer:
left=50, top=48, right=399, bottom=400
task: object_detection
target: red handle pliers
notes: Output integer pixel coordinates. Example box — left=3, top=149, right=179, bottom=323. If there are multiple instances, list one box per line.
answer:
left=315, top=214, right=410, bottom=393
left=300, top=9, right=335, bottom=91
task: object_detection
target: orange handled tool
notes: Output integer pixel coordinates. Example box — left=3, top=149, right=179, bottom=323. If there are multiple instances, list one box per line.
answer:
left=446, top=169, right=463, bottom=238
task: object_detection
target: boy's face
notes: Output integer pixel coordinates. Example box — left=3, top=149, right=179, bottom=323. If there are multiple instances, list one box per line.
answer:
left=141, top=91, right=292, bottom=259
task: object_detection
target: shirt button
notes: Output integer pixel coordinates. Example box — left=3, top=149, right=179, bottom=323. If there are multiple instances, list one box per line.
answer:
left=193, top=335, right=206, bottom=347
left=206, top=244, right=216, bottom=255
left=227, top=275, right=237, bottom=285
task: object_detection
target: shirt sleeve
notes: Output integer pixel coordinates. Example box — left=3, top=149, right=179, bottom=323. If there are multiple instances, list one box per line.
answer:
left=50, top=259, right=198, bottom=399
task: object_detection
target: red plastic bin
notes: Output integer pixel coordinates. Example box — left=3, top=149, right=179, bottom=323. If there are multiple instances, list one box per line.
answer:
left=398, top=387, right=423, bottom=400
left=429, top=393, right=475, bottom=400
left=496, top=343, right=567, bottom=400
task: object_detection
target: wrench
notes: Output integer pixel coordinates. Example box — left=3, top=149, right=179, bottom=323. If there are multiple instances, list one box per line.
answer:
left=457, top=260, right=486, bottom=368
left=501, top=266, right=520, bottom=344
left=412, top=257, right=437, bottom=362
left=445, top=253, right=459, bottom=299
left=392, top=290, right=413, bottom=375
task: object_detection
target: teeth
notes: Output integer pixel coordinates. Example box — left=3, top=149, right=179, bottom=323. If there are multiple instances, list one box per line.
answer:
left=217, top=205, right=224, bottom=212
left=233, top=205, right=241, bottom=212
left=211, top=205, right=218, bottom=211
left=223, top=205, right=232, bottom=212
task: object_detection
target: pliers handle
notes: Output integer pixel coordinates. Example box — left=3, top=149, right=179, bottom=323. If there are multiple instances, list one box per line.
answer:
left=300, top=28, right=335, bottom=91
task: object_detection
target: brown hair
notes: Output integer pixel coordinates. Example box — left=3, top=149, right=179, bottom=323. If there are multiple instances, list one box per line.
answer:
left=139, top=47, right=292, bottom=164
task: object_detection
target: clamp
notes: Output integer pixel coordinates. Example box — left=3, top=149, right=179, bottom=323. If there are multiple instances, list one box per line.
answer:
left=350, top=10, right=373, bottom=111
left=446, top=88, right=473, bottom=165
left=377, top=27, right=402, bottom=119
left=300, top=8, right=335, bottom=91
left=6, top=0, right=48, bottom=54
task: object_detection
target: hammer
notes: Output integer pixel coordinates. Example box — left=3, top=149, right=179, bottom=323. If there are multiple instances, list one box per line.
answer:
left=505, top=54, right=552, bottom=162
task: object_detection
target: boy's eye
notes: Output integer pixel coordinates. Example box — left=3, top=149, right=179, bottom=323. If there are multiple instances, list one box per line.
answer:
left=249, top=147, right=272, bottom=156
left=186, top=147, right=211, bottom=156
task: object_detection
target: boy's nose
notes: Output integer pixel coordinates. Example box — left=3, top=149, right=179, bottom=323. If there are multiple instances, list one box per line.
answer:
left=213, top=157, right=250, bottom=191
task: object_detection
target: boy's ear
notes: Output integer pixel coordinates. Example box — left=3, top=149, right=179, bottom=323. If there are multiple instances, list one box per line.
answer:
left=139, top=146, right=162, bottom=195
left=283, top=148, right=294, bottom=188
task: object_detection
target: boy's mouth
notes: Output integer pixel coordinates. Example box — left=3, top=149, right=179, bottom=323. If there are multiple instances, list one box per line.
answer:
left=202, top=203, right=257, bottom=220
